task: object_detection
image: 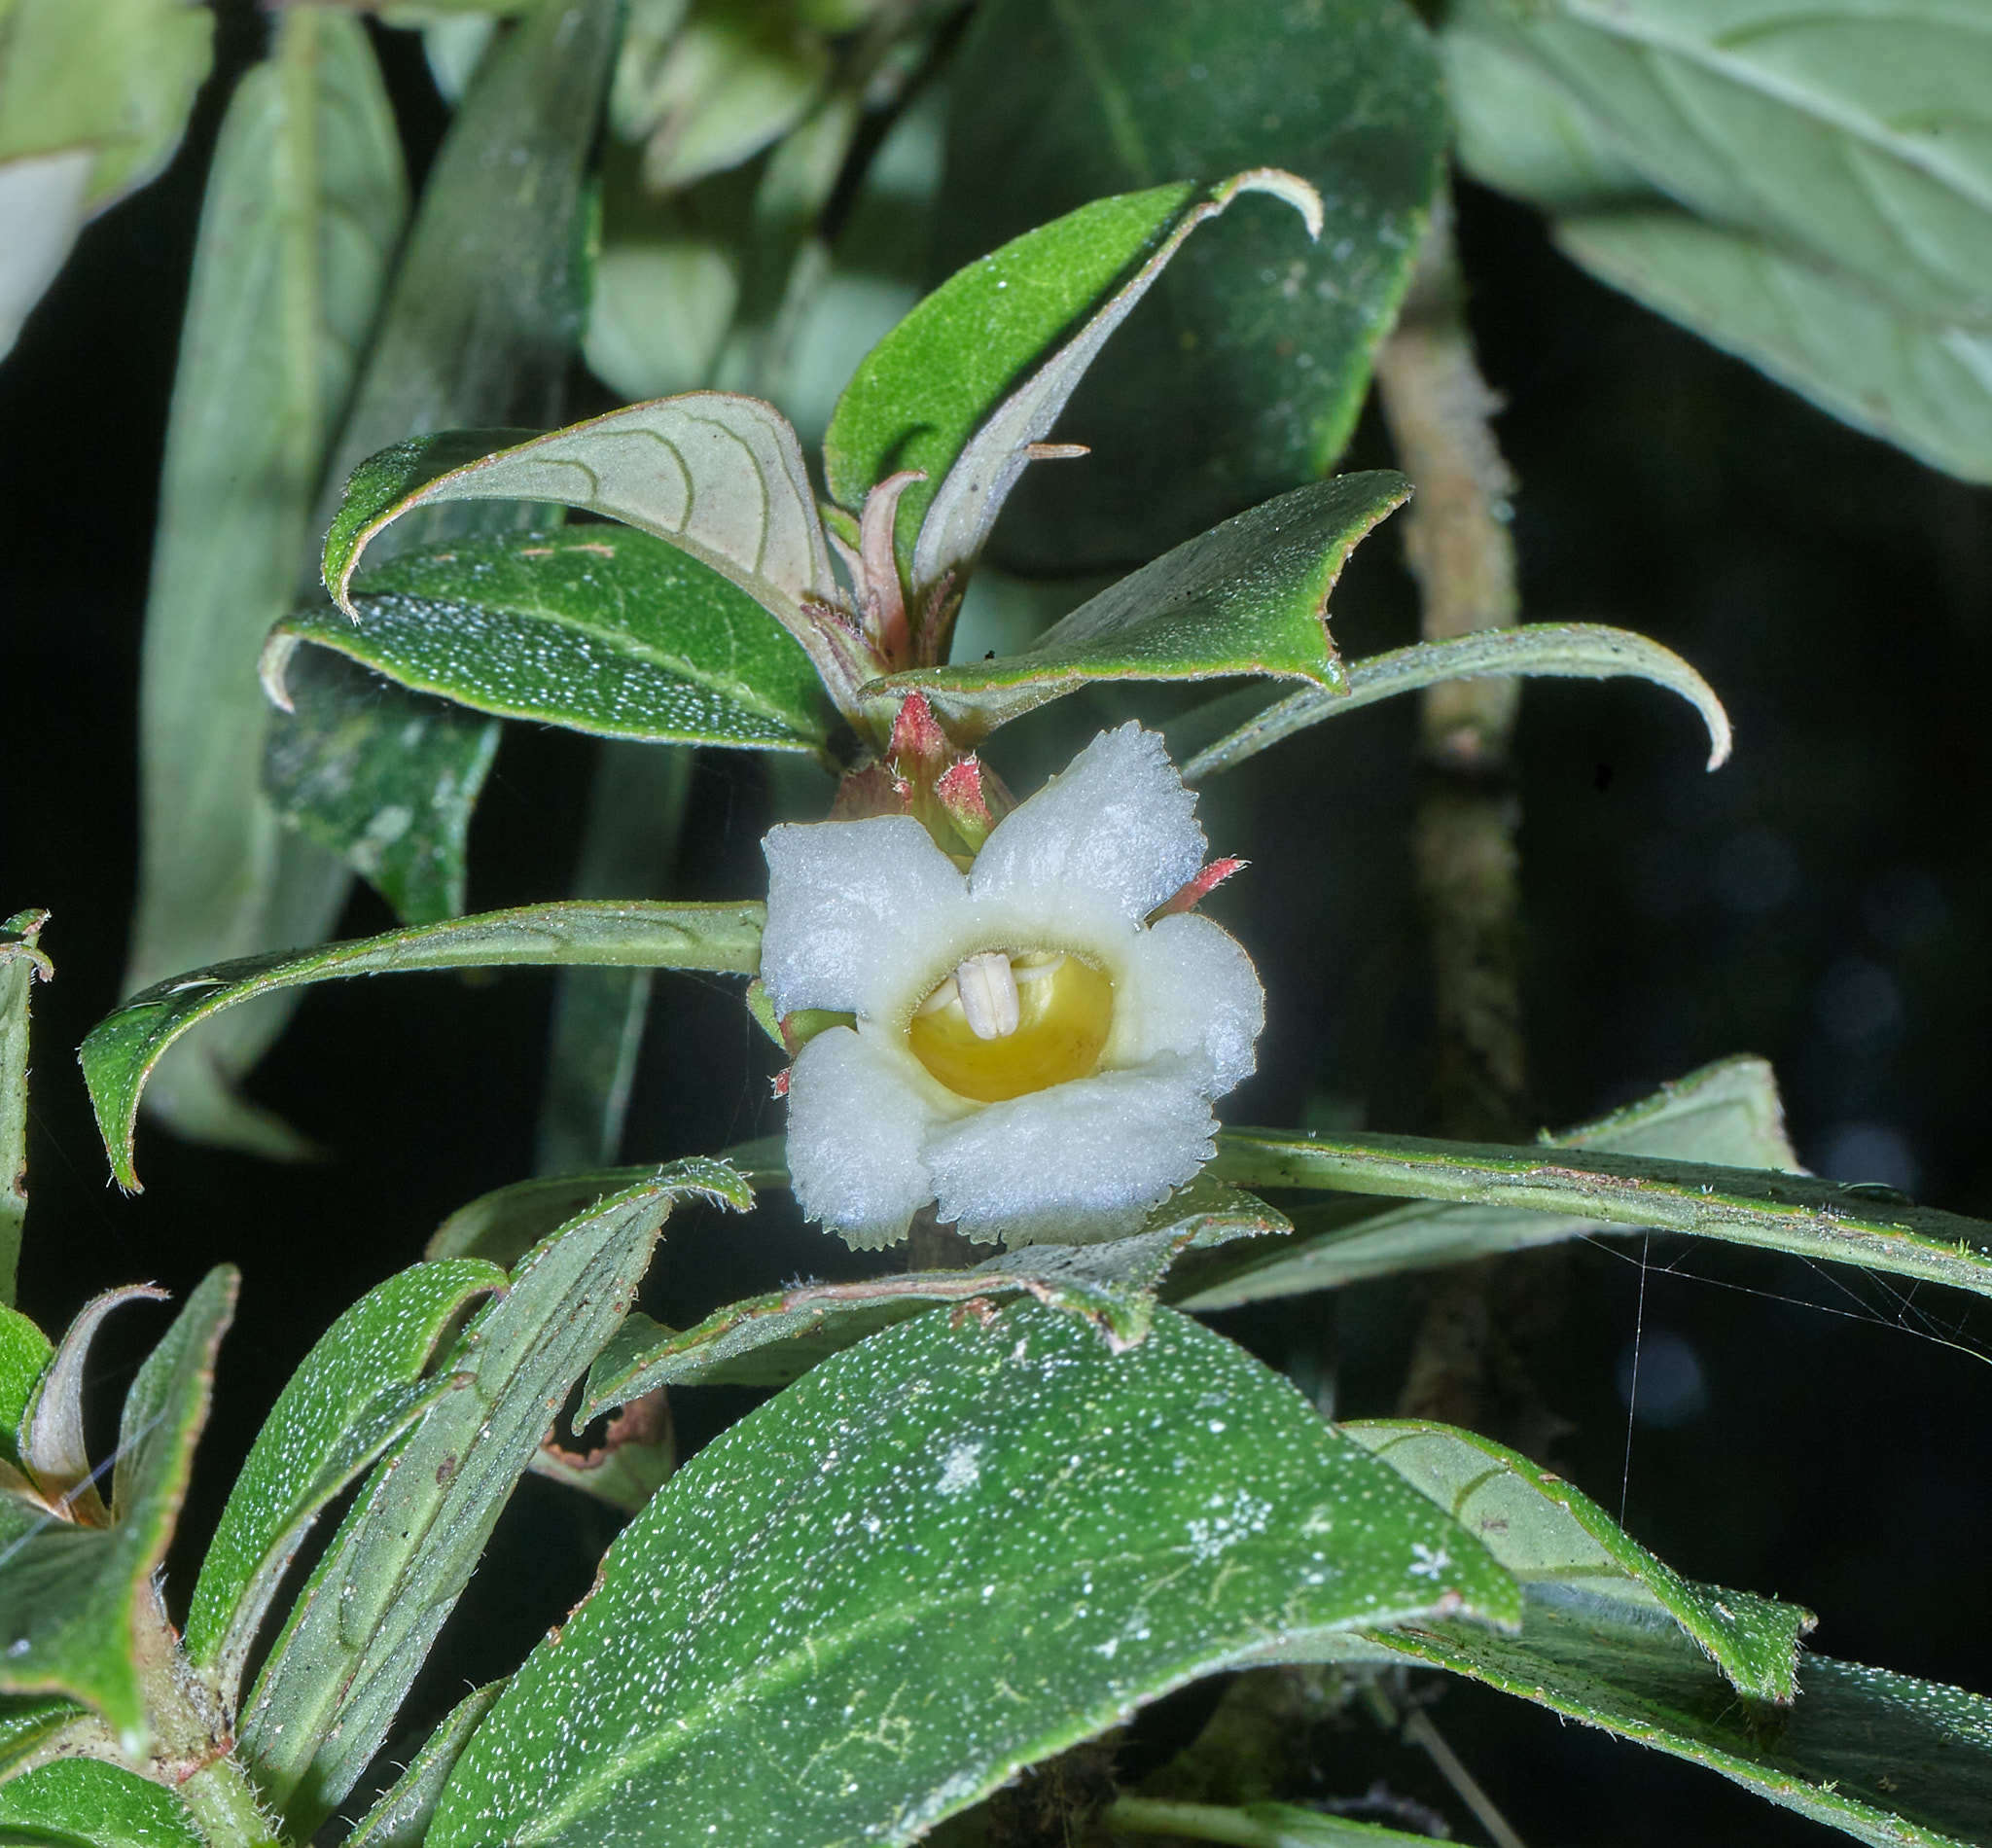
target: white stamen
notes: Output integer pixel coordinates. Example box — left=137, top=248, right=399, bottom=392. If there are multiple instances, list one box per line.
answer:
left=916, top=975, right=959, bottom=1015
left=954, top=951, right=1019, bottom=1040
left=1012, top=954, right=1065, bottom=986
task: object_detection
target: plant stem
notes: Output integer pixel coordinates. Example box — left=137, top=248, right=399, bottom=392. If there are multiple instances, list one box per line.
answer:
left=1372, top=193, right=1552, bottom=1436
left=1372, top=192, right=1525, bottom=1144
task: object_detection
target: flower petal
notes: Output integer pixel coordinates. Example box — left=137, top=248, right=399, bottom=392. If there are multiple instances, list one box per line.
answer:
left=786, top=1027, right=939, bottom=1249
left=1118, top=913, right=1264, bottom=1095
left=761, top=815, right=970, bottom=1016
left=969, top=723, right=1205, bottom=923
left=925, top=1056, right=1216, bottom=1248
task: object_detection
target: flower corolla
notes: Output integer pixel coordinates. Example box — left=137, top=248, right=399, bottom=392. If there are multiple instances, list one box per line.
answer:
left=760, top=724, right=1264, bottom=1249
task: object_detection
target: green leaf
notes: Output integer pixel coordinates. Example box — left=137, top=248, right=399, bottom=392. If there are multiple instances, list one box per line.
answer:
left=935, top=0, right=1448, bottom=571
left=245, top=0, right=619, bottom=975
left=0, top=909, right=52, bottom=1304
left=0, top=1308, right=50, bottom=1465
left=18, top=1287, right=166, bottom=1524
left=0, top=1758, right=207, bottom=1848
left=1177, top=1056, right=1797, bottom=1307
left=0, top=1270, right=234, bottom=1757
left=182, top=1259, right=505, bottom=1702
left=1372, top=1590, right=1992, bottom=1848
left=1202, top=1124, right=1992, bottom=1310
left=825, top=173, right=1321, bottom=586
left=80, top=900, right=765, bottom=1191
left=261, top=649, right=503, bottom=927
left=0, top=0, right=212, bottom=213
left=343, top=1681, right=505, bottom=1848
left=1104, top=1798, right=1463, bottom=1848
left=0, top=1692, right=92, bottom=1781
left=1181, top=621, right=1733, bottom=783
left=583, top=1180, right=1291, bottom=1412
left=273, top=527, right=831, bottom=752
left=535, top=743, right=696, bottom=1177
left=1344, top=1420, right=1810, bottom=1702
left=864, top=476, right=1405, bottom=737
left=1441, top=0, right=1992, bottom=482
left=121, top=13, right=407, bottom=1161
left=427, top=1301, right=1518, bottom=1848
left=1447, top=0, right=1992, bottom=334
left=321, top=397, right=839, bottom=646
left=1558, top=211, right=1992, bottom=487
left=237, top=1164, right=751, bottom=1837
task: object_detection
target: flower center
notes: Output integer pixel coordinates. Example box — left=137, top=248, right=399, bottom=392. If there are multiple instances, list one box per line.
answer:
left=907, top=950, right=1114, bottom=1103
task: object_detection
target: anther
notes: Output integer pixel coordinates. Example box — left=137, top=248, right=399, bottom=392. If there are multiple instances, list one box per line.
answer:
left=954, top=951, right=1020, bottom=1040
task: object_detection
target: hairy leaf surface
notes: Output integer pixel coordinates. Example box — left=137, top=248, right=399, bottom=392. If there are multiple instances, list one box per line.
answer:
left=865, top=477, right=1406, bottom=734
left=1345, top=1420, right=1810, bottom=1701
left=238, top=1165, right=750, bottom=1836
left=1183, top=622, right=1732, bottom=782
left=1179, top=1056, right=1796, bottom=1305
left=184, top=1259, right=505, bottom=1702
left=0, top=1271, right=233, bottom=1756
left=428, top=1302, right=1517, bottom=1847
left=81, top=902, right=765, bottom=1191
left=1373, top=1591, right=1992, bottom=1848
left=275, top=528, right=829, bottom=751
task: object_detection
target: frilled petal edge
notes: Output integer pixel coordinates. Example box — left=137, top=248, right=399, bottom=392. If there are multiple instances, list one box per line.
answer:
left=786, top=1027, right=940, bottom=1249
left=924, top=1056, right=1216, bottom=1249
left=1116, top=911, right=1264, bottom=1095
left=760, top=815, right=970, bottom=1017
left=969, top=723, right=1206, bottom=923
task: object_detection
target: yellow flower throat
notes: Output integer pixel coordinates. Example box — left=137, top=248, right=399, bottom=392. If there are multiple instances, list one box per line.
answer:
left=907, top=950, right=1114, bottom=1103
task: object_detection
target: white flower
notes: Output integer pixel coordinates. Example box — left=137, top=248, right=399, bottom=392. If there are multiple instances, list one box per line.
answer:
left=760, top=724, right=1264, bottom=1249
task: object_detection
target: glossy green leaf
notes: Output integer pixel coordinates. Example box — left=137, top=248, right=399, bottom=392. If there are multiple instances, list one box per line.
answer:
left=1344, top=1420, right=1810, bottom=1701
left=1372, top=1590, right=1992, bottom=1848
left=0, top=910, right=51, bottom=1304
left=0, top=1758, right=207, bottom=1848
left=824, top=182, right=1188, bottom=551
left=428, top=1301, right=1518, bottom=1848
left=937, top=0, right=1447, bottom=570
left=583, top=1180, right=1291, bottom=1413
left=322, top=396, right=839, bottom=642
left=183, top=1258, right=504, bottom=1702
left=865, top=476, right=1405, bottom=736
left=535, top=743, right=695, bottom=1177
left=1177, top=1056, right=1797, bottom=1306
left=1203, top=1123, right=1992, bottom=1309
left=0, top=1270, right=234, bottom=1757
left=825, top=173, right=1320, bottom=586
left=273, top=527, right=830, bottom=751
left=238, top=1164, right=750, bottom=1836
left=121, top=13, right=406, bottom=1162
left=1446, top=0, right=1992, bottom=333
left=1182, top=622, right=1732, bottom=783
left=0, top=0, right=212, bottom=213
left=80, top=900, right=765, bottom=1191
left=344, top=1681, right=505, bottom=1848
left=0, top=1692, right=92, bottom=1780
left=262, top=648, right=502, bottom=929
left=1559, top=212, right=1992, bottom=486
left=0, top=1307, right=51, bottom=1466
left=253, top=0, right=618, bottom=945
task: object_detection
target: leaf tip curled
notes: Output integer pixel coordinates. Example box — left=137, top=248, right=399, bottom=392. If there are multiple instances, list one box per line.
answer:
left=257, top=629, right=302, bottom=714
left=1224, top=167, right=1324, bottom=241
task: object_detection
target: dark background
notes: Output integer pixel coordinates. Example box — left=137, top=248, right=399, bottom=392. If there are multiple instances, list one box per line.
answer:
left=2, top=10, right=1988, bottom=1844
